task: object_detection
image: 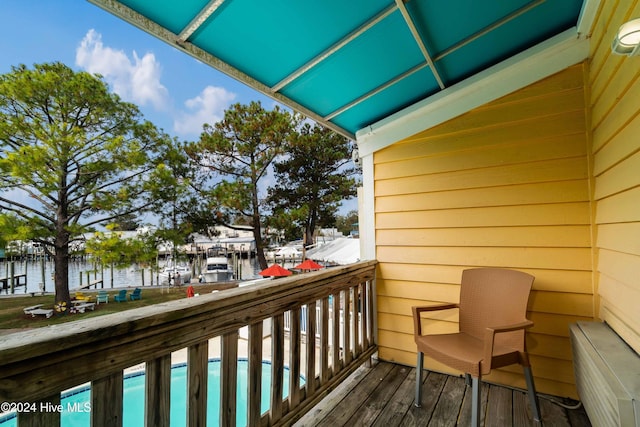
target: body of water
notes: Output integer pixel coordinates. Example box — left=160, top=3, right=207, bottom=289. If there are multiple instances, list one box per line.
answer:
left=0, top=257, right=263, bottom=295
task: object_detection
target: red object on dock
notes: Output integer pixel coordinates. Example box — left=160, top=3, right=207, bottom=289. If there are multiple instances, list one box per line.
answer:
left=294, top=259, right=323, bottom=270
left=258, top=264, right=292, bottom=277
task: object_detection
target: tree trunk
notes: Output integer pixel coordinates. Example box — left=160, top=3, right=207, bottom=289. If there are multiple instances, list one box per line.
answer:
left=54, top=235, right=71, bottom=305
left=305, top=228, right=314, bottom=249
left=251, top=173, right=268, bottom=270
left=305, top=209, right=318, bottom=248
left=253, top=223, right=268, bottom=271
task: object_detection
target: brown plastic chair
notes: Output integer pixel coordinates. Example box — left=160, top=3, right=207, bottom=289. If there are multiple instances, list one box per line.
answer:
left=412, top=268, right=541, bottom=426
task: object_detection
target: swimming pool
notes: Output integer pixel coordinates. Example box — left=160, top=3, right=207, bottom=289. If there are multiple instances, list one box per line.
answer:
left=0, top=359, right=300, bottom=426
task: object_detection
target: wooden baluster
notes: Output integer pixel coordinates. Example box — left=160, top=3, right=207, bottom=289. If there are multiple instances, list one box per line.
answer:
left=18, top=394, right=60, bottom=427
left=92, top=371, right=123, bottom=427
left=367, top=280, right=375, bottom=347
left=145, top=355, right=171, bottom=427
left=351, top=286, right=360, bottom=358
left=288, top=308, right=301, bottom=409
left=221, top=331, right=238, bottom=427
left=247, top=321, right=264, bottom=425
left=187, top=341, right=208, bottom=427
left=320, top=296, right=330, bottom=384
left=360, top=282, right=369, bottom=350
left=332, top=292, right=341, bottom=374
left=270, top=313, right=285, bottom=423
left=344, top=289, right=352, bottom=365
left=306, top=301, right=317, bottom=396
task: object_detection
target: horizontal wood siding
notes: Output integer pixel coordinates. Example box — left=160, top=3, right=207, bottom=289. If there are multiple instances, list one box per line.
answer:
left=590, top=0, right=640, bottom=354
left=374, top=64, right=593, bottom=398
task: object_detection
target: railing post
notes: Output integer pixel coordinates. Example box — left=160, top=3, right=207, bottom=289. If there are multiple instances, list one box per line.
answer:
left=361, top=282, right=369, bottom=350
left=370, top=277, right=378, bottom=346
left=351, top=286, right=360, bottom=358
left=332, top=292, right=341, bottom=374
left=187, top=341, right=208, bottom=427
left=145, top=354, right=171, bottom=426
left=344, top=289, right=352, bottom=365
left=320, top=297, right=330, bottom=384
left=289, top=307, right=301, bottom=408
left=306, top=301, right=317, bottom=396
left=270, top=313, right=285, bottom=423
left=247, top=322, right=264, bottom=425
left=18, top=394, right=61, bottom=427
left=221, top=331, right=239, bottom=427
left=92, top=372, right=124, bottom=427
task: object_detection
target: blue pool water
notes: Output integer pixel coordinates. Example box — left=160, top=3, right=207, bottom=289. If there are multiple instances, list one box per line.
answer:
left=0, top=359, right=299, bottom=426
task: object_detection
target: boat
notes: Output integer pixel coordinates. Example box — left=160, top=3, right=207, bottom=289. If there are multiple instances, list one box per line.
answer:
left=159, top=262, right=192, bottom=286
left=202, top=248, right=233, bottom=282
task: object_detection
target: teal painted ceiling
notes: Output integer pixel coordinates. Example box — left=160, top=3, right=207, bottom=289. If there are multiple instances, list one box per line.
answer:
left=90, top=0, right=585, bottom=139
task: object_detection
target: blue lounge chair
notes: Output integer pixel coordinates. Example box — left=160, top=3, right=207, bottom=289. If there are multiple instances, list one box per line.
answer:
left=96, top=290, right=109, bottom=304
left=114, top=289, right=128, bottom=302
left=129, top=288, right=141, bottom=301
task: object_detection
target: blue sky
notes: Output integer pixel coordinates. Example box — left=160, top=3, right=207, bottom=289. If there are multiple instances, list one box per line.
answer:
left=0, top=0, right=276, bottom=140
left=0, top=0, right=358, bottom=217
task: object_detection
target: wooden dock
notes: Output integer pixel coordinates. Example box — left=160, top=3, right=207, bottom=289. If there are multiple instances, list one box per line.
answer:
left=0, top=273, right=27, bottom=292
left=78, top=279, right=103, bottom=290
left=295, top=361, right=591, bottom=427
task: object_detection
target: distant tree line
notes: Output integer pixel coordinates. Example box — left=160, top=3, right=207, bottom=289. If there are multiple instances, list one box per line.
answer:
left=0, top=62, right=359, bottom=306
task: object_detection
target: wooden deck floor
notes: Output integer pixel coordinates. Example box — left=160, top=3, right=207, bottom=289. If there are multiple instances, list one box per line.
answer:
left=294, top=361, right=591, bottom=427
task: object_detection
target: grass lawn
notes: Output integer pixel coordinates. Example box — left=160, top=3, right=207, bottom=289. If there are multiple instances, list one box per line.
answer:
left=0, top=282, right=238, bottom=333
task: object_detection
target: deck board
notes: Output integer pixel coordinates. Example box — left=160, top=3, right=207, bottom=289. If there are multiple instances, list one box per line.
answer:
left=345, top=364, right=409, bottom=425
left=457, top=381, right=489, bottom=426
left=314, top=362, right=394, bottom=426
left=486, top=384, right=512, bottom=427
left=431, top=376, right=466, bottom=426
left=370, top=367, right=416, bottom=426
left=294, top=361, right=591, bottom=427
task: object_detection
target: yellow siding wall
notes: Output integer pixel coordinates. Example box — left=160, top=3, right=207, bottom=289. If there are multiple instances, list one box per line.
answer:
left=374, top=64, right=594, bottom=398
left=590, top=0, right=640, bottom=353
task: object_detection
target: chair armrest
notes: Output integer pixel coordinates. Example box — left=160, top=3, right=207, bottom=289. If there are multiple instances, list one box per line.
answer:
left=488, top=320, right=534, bottom=334
left=412, top=304, right=459, bottom=336
left=482, top=320, right=534, bottom=374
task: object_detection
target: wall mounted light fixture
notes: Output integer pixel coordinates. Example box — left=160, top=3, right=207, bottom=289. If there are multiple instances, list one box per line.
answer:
left=612, top=18, right=640, bottom=56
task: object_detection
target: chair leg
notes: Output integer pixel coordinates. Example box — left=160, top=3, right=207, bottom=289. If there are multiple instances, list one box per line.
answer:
left=471, top=376, right=481, bottom=427
left=523, top=366, right=541, bottom=422
left=465, top=373, right=472, bottom=386
left=415, top=351, right=423, bottom=407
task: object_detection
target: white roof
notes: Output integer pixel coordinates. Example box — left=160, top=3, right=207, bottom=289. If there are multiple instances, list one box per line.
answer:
left=306, top=238, right=360, bottom=265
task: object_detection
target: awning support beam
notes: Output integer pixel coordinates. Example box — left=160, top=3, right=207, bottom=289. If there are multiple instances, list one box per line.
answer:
left=395, top=0, right=445, bottom=90
left=178, top=0, right=226, bottom=42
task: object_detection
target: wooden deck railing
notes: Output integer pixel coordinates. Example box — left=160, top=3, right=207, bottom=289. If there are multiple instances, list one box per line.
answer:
left=0, top=260, right=377, bottom=426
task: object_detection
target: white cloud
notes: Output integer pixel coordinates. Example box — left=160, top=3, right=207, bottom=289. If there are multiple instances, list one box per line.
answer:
left=75, top=29, right=169, bottom=110
left=174, top=85, right=236, bottom=136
